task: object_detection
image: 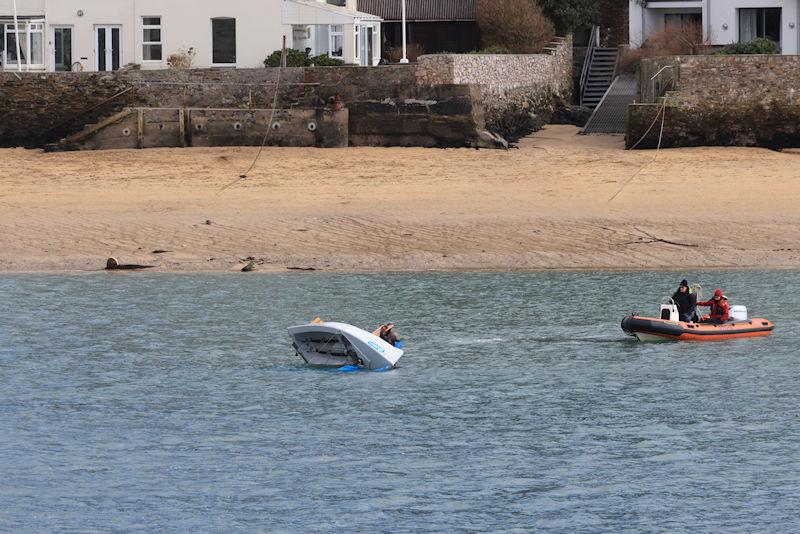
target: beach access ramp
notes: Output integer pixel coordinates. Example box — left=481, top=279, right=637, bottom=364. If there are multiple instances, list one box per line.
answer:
left=581, top=74, right=636, bottom=135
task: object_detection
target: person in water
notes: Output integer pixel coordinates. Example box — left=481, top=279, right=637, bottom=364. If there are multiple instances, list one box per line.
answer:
left=374, top=323, right=398, bottom=345
left=697, top=288, right=729, bottom=323
left=671, top=279, right=698, bottom=322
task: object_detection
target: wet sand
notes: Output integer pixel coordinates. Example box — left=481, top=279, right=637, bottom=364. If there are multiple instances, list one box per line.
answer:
left=1, top=125, right=798, bottom=273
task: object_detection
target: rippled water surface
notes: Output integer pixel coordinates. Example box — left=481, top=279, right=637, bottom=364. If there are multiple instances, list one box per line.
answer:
left=1, top=271, right=799, bottom=533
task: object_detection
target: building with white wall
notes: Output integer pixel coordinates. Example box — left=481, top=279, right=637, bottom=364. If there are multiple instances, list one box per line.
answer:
left=0, top=0, right=381, bottom=72
left=630, top=0, right=799, bottom=54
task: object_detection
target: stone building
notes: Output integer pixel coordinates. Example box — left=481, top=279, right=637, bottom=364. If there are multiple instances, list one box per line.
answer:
left=0, top=0, right=382, bottom=72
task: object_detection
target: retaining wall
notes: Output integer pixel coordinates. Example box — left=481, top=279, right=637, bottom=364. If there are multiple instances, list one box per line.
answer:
left=0, top=42, right=573, bottom=149
left=629, top=55, right=800, bottom=148
left=417, top=36, right=573, bottom=140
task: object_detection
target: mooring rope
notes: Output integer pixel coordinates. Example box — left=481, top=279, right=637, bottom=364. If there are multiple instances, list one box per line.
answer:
left=607, top=96, right=668, bottom=203
left=216, top=63, right=284, bottom=195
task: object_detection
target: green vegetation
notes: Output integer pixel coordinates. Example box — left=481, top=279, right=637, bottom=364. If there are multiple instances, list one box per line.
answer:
left=470, top=46, right=512, bottom=54
left=307, top=54, right=345, bottom=66
left=719, top=38, right=780, bottom=55
left=538, top=0, right=598, bottom=35
left=263, top=49, right=346, bottom=68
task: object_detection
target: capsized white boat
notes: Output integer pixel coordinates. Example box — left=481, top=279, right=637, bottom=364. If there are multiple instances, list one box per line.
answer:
left=288, top=321, right=404, bottom=370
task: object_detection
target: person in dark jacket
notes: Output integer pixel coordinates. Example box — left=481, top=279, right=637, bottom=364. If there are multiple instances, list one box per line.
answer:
left=697, top=288, right=729, bottom=323
left=671, top=279, right=697, bottom=322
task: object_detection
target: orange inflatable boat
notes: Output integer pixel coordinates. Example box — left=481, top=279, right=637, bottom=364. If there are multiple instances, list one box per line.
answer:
left=621, top=298, right=774, bottom=342
left=621, top=315, right=774, bottom=342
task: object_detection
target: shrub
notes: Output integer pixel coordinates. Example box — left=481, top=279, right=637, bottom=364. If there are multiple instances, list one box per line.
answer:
left=719, top=38, right=780, bottom=55
left=386, top=43, right=426, bottom=63
left=538, top=0, right=598, bottom=35
left=167, top=47, right=196, bottom=69
left=264, top=48, right=308, bottom=67
left=618, top=22, right=712, bottom=73
left=476, top=0, right=555, bottom=54
left=308, top=54, right=345, bottom=66
left=470, top=46, right=512, bottom=54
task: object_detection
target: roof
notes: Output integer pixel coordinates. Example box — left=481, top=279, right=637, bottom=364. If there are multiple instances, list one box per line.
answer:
left=283, top=0, right=382, bottom=25
left=357, top=0, right=475, bottom=22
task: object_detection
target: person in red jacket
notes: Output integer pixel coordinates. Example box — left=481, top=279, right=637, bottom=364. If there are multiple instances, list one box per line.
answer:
left=697, top=288, right=729, bottom=323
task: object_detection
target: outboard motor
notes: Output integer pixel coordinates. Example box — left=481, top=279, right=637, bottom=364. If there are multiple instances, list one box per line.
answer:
left=660, top=298, right=679, bottom=321
left=729, top=305, right=748, bottom=322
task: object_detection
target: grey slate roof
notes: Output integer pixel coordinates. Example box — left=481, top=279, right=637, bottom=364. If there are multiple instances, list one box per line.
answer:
left=357, top=0, right=475, bottom=21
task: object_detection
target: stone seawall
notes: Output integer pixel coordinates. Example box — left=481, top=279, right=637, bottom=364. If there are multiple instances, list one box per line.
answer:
left=417, top=36, right=573, bottom=140
left=0, top=66, right=487, bottom=148
left=629, top=55, right=800, bottom=149
left=0, top=42, right=573, bottom=149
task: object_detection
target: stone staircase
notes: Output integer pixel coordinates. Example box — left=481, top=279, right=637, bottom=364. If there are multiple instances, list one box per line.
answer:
left=580, top=47, right=619, bottom=109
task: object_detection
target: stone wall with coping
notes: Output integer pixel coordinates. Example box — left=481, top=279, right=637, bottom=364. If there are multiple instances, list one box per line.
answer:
left=0, top=42, right=574, bottom=149
left=416, top=36, right=573, bottom=139
left=0, top=66, right=487, bottom=148
left=629, top=54, right=800, bottom=148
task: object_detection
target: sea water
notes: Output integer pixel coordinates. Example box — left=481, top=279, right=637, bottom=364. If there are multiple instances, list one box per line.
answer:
left=1, top=271, right=798, bottom=533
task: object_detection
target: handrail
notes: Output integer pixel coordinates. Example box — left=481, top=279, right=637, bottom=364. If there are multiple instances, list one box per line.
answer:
left=43, top=86, right=134, bottom=137
left=649, top=65, right=674, bottom=102
left=579, top=26, right=600, bottom=106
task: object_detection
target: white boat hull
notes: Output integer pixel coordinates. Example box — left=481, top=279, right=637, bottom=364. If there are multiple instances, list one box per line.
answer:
left=288, top=321, right=404, bottom=370
left=634, top=332, right=675, bottom=343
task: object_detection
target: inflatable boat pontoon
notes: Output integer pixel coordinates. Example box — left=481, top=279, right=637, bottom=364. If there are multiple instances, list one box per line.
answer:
left=622, top=299, right=774, bottom=342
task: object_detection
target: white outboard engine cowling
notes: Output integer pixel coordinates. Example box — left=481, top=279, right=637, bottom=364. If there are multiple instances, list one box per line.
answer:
left=729, top=305, right=748, bottom=322
left=660, top=303, right=679, bottom=322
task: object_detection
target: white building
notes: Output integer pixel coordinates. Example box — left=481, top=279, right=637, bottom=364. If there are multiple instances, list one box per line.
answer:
left=629, top=0, right=799, bottom=54
left=0, top=0, right=382, bottom=72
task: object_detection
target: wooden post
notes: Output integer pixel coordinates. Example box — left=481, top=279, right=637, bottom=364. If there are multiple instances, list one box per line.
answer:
left=281, top=35, right=287, bottom=68
left=137, top=109, right=144, bottom=149
left=179, top=108, right=186, bottom=148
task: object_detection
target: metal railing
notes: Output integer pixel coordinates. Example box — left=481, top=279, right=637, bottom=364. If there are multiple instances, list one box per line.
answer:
left=649, top=65, right=675, bottom=103
left=579, top=26, right=600, bottom=106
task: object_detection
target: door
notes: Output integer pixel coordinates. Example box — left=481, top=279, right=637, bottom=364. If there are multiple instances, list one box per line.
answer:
left=357, top=25, right=375, bottom=66
left=95, top=25, right=121, bottom=71
left=52, top=26, right=73, bottom=71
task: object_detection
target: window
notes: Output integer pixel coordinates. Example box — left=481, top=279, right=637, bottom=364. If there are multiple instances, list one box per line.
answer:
left=142, top=17, right=162, bottom=61
left=739, top=8, right=781, bottom=44
left=329, top=25, right=343, bottom=58
left=3, top=21, right=44, bottom=69
left=212, top=17, right=236, bottom=65
left=664, top=13, right=702, bottom=31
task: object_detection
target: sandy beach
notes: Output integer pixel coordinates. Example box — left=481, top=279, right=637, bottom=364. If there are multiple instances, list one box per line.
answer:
left=1, top=125, right=798, bottom=273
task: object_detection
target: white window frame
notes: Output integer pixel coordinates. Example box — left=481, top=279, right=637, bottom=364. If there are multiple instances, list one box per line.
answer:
left=354, top=25, right=360, bottom=61
left=355, top=24, right=379, bottom=66
left=370, top=24, right=380, bottom=64
left=95, top=25, right=123, bottom=72
left=141, top=16, right=162, bottom=63
left=3, top=20, right=45, bottom=71
left=51, top=25, right=75, bottom=72
left=329, top=24, right=344, bottom=58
